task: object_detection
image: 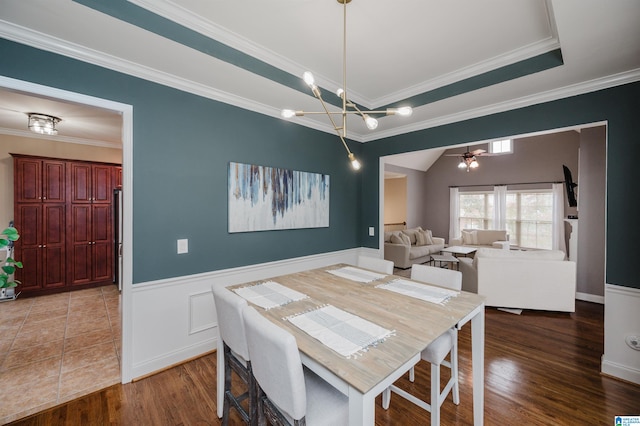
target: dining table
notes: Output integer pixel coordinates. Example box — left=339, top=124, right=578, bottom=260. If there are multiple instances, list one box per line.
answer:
left=216, top=263, right=486, bottom=425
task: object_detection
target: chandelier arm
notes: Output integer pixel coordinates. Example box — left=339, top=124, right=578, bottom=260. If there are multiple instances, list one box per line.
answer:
left=314, top=93, right=353, bottom=156
left=342, top=0, right=348, bottom=139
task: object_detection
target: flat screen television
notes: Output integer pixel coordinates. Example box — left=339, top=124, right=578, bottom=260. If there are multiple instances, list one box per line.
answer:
left=562, top=165, right=578, bottom=207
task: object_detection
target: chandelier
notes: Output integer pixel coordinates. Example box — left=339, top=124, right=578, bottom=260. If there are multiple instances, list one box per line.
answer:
left=27, top=113, right=61, bottom=136
left=281, top=0, right=412, bottom=170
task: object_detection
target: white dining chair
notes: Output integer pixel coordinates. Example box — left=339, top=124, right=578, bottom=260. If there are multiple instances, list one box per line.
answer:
left=356, top=255, right=394, bottom=274
left=382, top=263, right=462, bottom=426
left=242, top=305, right=348, bottom=426
left=212, top=285, right=256, bottom=426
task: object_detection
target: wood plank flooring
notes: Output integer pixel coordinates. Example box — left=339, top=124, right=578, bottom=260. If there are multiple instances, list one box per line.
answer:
left=8, top=301, right=640, bottom=425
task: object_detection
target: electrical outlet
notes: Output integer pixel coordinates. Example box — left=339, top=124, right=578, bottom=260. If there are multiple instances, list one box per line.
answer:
left=368, top=227, right=375, bottom=237
left=625, top=335, right=640, bottom=351
left=177, top=239, right=189, bottom=254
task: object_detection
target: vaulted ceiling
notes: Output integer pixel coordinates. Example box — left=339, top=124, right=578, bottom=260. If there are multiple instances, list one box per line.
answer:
left=0, top=0, right=639, bottom=152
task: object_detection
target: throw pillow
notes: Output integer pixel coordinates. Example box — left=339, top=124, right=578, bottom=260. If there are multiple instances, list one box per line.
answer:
left=423, top=229, right=434, bottom=245
left=390, top=233, right=411, bottom=246
left=416, top=231, right=426, bottom=246
left=462, top=230, right=473, bottom=244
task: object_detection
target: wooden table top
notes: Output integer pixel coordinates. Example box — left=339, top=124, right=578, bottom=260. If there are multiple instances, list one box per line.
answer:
left=230, top=264, right=485, bottom=394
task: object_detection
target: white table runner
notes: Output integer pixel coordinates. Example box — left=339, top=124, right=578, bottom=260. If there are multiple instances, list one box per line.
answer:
left=376, top=279, right=458, bottom=305
left=286, top=304, right=393, bottom=358
left=327, top=266, right=386, bottom=283
left=233, top=281, right=308, bottom=310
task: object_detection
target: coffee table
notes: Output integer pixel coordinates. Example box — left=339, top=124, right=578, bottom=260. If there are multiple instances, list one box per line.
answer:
left=429, top=254, right=459, bottom=270
left=441, top=245, right=477, bottom=257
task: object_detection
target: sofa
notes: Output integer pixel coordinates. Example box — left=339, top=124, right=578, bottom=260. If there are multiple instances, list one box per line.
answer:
left=458, top=248, right=576, bottom=312
left=384, top=227, right=445, bottom=269
left=450, top=229, right=510, bottom=250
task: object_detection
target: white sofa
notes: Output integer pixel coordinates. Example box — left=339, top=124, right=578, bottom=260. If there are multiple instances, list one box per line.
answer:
left=450, top=229, right=510, bottom=250
left=458, top=248, right=576, bottom=312
left=384, top=227, right=445, bottom=269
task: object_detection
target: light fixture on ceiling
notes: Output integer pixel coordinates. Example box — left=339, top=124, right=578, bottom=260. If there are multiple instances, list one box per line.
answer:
left=281, top=0, right=412, bottom=170
left=27, top=113, right=61, bottom=136
left=458, top=156, right=479, bottom=172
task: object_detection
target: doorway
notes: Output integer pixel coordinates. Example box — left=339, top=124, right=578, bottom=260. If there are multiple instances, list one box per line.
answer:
left=0, top=75, right=133, bottom=421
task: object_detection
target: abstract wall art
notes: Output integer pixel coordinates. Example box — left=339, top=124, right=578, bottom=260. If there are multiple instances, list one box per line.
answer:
left=228, top=162, right=330, bottom=233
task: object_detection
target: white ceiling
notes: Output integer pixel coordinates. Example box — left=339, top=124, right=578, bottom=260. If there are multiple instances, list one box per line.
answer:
left=0, top=0, right=638, bottom=163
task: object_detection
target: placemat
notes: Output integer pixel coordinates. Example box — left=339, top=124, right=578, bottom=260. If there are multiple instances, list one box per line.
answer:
left=286, top=304, right=392, bottom=358
left=376, top=279, right=458, bottom=305
left=233, top=281, right=308, bottom=310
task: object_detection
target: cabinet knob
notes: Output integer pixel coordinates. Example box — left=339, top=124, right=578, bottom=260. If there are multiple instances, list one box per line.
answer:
left=38, top=244, right=43, bottom=248
left=42, top=245, right=46, bottom=248
left=43, top=197, right=47, bottom=200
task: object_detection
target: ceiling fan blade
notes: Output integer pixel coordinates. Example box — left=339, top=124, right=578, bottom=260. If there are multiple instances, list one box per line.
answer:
left=470, top=149, right=486, bottom=155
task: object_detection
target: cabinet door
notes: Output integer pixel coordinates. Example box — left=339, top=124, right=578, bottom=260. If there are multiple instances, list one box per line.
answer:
left=42, top=160, right=66, bottom=203
left=14, top=158, right=42, bottom=203
left=70, top=163, right=92, bottom=203
left=42, top=204, right=66, bottom=289
left=68, top=204, right=92, bottom=286
left=92, top=165, right=113, bottom=203
left=114, top=166, right=123, bottom=188
left=92, top=204, right=113, bottom=282
left=14, top=204, right=43, bottom=291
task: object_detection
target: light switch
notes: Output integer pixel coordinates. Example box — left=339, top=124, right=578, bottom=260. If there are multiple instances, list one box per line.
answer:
left=177, top=239, right=189, bottom=254
left=368, top=227, right=375, bottom=237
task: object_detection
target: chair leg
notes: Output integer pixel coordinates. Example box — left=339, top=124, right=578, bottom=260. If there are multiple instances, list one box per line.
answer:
left=222, top=346, right=233, bottom=426
left=452, top=338, right=460, bottom=405
left=430, top=363, right=440, bottom=426
left=382, top=387, right=391, bottom=409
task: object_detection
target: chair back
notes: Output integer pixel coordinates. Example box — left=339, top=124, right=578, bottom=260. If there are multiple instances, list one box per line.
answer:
left=243, top=305, right=307, bottom=422
left=357, top=255, right=394, bottom=274
left=212, top=285, right=250, bottom=361
left=411, top=264, right=462, bottom=291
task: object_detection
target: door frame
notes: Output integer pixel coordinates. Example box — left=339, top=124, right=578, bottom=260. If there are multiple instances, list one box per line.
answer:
left=0, top=75, right=134, bottom=383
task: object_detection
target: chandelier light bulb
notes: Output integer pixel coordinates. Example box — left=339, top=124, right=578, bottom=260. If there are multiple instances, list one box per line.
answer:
left=336, top=88, right=345, bottom=99
left=396, top=107, right=413, bottom=116
left=364, top=115, right=378, bottom=130
left=303, top=71, right=315, bottom=87
left=281, top=109, right=296, bottom=119
left=348, top=153, right=361, bottom=170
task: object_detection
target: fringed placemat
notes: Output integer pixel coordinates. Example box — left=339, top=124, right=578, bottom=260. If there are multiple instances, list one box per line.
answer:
left=233, top=281, right=308, bottom=310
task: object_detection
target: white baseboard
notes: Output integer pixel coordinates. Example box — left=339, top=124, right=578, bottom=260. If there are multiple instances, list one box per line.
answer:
left=125, top=247, right=377, bottom=381
left=601, top=357, right=640, bottom=385
left=575, top=292, right=604, bottom=304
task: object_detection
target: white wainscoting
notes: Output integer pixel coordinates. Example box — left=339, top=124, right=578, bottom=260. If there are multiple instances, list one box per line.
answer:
left=601, top=284, right=640, bottom=385
left=126, top=247, right=380, bottom=381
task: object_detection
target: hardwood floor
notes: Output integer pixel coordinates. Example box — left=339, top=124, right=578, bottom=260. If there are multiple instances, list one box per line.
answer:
left=8, top=301, right=640, bottom=425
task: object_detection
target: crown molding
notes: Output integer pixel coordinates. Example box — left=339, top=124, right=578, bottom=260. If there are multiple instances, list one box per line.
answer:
left=0, top=126, right=122, bottom=148
left=2, top=19, right=639, bottom=145
left=361, top=68, right=640, bottom=143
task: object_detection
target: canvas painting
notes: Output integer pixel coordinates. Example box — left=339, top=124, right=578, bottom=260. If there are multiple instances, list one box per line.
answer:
left=228, top=162, right=330, bottom=233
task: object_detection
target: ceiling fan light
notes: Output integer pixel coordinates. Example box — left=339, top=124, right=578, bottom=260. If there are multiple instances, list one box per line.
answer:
left=470, top=159, right=479, bottom=168
left=458, top=160, right=467, bottom=169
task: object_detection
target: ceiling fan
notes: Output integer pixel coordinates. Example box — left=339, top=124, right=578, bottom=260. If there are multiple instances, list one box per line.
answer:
left=445, top=146, right=497, bottom=172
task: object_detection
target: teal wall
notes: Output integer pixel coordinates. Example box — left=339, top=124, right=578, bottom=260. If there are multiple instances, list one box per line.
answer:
left=3, top=38, right=639, bottom=289
left=359, top=82, right=640, bottom=288
left=0, top=39, right=361, bottom=283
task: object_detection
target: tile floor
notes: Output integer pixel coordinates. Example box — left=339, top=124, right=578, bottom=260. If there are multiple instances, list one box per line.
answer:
left=0, top=285, right=121, bottom=424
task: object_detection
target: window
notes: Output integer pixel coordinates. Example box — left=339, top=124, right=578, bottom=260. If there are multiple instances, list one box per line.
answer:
left=506, top=191, right=553, bottom=249
left=459, top=192, right=493, bottom=230
left=458, top=189, right=553, bottom=250
left=489, top=139, right=512, bottom=154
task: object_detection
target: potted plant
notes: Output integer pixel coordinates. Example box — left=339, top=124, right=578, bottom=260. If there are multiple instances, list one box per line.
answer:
left=1, top=226, right=22, bottom=301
